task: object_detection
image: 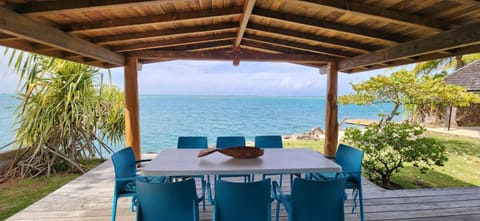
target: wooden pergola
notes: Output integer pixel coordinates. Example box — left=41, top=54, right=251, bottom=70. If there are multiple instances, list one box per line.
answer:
left=1, top=0, right=479, bottom=159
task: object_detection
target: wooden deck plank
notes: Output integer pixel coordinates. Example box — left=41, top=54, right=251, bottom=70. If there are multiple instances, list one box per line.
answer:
left=6, top=158, right=480, bottom=221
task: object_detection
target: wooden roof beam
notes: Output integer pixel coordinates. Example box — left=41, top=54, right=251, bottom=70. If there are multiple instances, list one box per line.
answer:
left=128, top=50, right=336, bottom=63
left=64, top=7, right=243, bottom=33
left=0, top=7, right=125, bottom=66
left=248, top=24, right=380, bottom=53
left=93, top=23, right=238, bottom=45
left=242, top=39, right=318, bottom=55
left=233, top=0, right=256, bottom=50
left=14, top=0, right=193, bottom=15
left=113, top=33, right=237, bottom=52
left=161, top=40, right=233, bottom=52
left=338, top=22, right=480, bottom=71
left=298, top=0, right=454, bottom=31
left=253, top=8, right=411, bottom=44
left=243, top=33, right=358, bottom=58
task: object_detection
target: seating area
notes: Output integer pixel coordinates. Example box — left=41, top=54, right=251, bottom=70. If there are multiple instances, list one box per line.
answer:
left=8, top=158, right=480, bottom=221
left=109, top=138, right=365, bottom=221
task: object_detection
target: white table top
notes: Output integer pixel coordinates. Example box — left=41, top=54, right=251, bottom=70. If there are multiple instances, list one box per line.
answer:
left=142, top=148, right=341, bottom=176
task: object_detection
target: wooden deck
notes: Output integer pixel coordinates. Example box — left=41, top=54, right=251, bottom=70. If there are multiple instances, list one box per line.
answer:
left=7, top=158, right=480, bottom=221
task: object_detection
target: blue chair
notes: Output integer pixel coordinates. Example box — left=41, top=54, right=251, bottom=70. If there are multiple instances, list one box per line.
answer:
left=177, top=136, right=208, bottom=210
left=309, top=144, right=365, bottom=221
left=216, top=136, right=246, bottom=148
left=111, top=147, right=167, bottom=221
left=210, top=179, right=273, bottom=221
left=136, top=178, right=203, bottom=221
left=178, top=136, right=208, bottom=149
left=254, top=135, right=285, bottom=185
left=215, top=136, right=251, bottom=182
left=273, top=177, right=346, bottom=221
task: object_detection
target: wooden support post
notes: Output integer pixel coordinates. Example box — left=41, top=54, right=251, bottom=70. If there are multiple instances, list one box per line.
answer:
left=324, top=62, right=338, bottom=157
left=124, top=57, right=141, bottom=160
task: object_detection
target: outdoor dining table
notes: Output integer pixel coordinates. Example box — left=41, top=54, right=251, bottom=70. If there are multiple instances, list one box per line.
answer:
left=142, top=148, right=341, bottom=176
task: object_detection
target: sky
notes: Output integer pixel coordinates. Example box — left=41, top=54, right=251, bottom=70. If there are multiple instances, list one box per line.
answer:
left=0, top=46, right=389, bottom=96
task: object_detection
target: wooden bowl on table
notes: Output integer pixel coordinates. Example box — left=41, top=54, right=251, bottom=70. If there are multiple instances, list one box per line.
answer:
left=197, top=146, right=264, bottom=159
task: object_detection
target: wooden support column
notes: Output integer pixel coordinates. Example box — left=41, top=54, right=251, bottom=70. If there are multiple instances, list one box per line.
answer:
left=324, top=62, right=338, bottom=157
left=124, top=57, right=141, bottom=160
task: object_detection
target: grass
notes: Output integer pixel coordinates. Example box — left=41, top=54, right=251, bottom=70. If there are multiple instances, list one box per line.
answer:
left=0, top=159, right=104, bottom=220
left=391, top=132, right=480, bottom=189
left=283, top=132, right=480, bottom=189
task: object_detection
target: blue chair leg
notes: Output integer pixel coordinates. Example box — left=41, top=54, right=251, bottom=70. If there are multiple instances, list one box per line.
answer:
left=201, top=176, right=206, bottom=211
left=275, top=200, right=280, bottom=221
left=111, top=196, right=117, bottom=221
left=359, top=187, right=364, bottom=221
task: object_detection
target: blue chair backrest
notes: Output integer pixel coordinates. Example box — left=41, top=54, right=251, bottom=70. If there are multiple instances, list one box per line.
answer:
left=177, top=136, right=208, bottom=149
left=216, top=136, right=246, bottom=149
left=290, top=177, right=346, bottom=221
left=136, top=178, right=199, bottom=221
left=254, top=135, right=283, bottom=148
left=336, top=144, right=364, bottom=181
left=111, top=147, right=137, bottom=193
left=214, top=179, right=272, bottom=221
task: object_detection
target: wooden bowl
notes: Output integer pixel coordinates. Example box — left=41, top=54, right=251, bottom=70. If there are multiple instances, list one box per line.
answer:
left=198, top=146, right=264, bottom=159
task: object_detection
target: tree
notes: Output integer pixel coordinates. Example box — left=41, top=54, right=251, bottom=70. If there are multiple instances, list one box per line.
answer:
left=1, top=52, right=124, bottom=180
left=339, top=66, right=479, bottom=124
left=343, top=121, right=447, bottom=187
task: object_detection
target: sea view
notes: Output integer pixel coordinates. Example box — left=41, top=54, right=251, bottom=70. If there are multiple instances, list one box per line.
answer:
left=0, top=94, right=398, bottom=153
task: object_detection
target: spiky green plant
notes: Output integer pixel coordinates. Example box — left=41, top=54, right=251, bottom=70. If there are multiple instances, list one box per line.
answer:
left=2, top=52, right=124, bottom=180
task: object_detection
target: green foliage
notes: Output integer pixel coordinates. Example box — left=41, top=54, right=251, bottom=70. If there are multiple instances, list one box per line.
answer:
left=339, top=67, right=479, bottom=124
left=1, top=53, right=124, bottom=179
left=342, top=122, right=448, bottom=186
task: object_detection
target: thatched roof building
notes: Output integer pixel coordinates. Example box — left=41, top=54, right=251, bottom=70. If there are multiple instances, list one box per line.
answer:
left=445, top=59, right=480, bottom=92
left=445, top=59, right=480, bottom=127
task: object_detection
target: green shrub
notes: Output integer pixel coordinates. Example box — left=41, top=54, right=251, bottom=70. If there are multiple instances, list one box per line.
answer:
left=343, top=121, right=448, bottom=186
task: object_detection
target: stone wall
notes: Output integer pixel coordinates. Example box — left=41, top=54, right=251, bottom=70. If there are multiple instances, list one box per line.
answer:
left=456, top=103, right=480, bottom=126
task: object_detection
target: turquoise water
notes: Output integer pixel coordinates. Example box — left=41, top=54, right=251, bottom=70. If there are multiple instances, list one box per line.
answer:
left=0, top=94, right=397, bottom=153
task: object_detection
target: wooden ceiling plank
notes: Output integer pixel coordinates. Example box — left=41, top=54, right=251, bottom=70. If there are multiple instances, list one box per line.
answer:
left=113, top=33, right=237, bottom=52
left=127, top=50, right=336, bottom=63
left=233, top=0, right=256, bottom=49
left=243, top=33, right=357, bottom=58
left=338, top=22, right=480, bottom=71
left=161, top=40, right=233, bottom=51
left=65, top=7, right=243, bottom=33
left=298, top=0, right=454, bottom=31
left=253, top=8, right=411, bottom=44
left=0, top=7, right=125, bottom=66
left=243, top=39, right=320, bottom=55
left=94, top=23, right=238, bottom=45
left=248, top=23, right=380, bottom=52
left=15, top=0, right=192, bottom=15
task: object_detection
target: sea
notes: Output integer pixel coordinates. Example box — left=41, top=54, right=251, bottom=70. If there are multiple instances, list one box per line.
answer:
left=0, top=94, right=398, bottom=153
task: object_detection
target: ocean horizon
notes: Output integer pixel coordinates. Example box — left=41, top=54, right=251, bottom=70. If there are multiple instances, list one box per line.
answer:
left=0, top=94, right=400, bottom=153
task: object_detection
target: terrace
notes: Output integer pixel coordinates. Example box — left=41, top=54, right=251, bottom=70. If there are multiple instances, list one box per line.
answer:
left=7, top=156, right=480, bottom=221
left=1, top=0, right=480, bottom=220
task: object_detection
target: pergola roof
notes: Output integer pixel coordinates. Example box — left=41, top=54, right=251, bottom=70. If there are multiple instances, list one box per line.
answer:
left=1, top=0, right=480, bottom=73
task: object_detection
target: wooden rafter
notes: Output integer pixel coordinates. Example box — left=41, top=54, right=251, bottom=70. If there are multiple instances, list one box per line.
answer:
left=248, top=24, right=379, bottom=53
left=297, top=0, right=454, bottom=31
left=128, top=50, right=336, bottom=63
left=253, top=8, right=411, bottom=44
left=338, top=22, right=480, bottom=71
left=243, top=34, right=358, bottom=58
left=242, top=39, right=316, bottom=55
left=112, top=33, right=237, bottom=52
left=0, top=7, right=124, bottom=66
left=233, top=0, right=256, bottom=49
left=94, top=23, right=238, bottom=45
left=64, top=7, right=243, bottom=33
left=161, top=40, right=233, bottom=51
left=14, top=0, right=192, bottom=15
